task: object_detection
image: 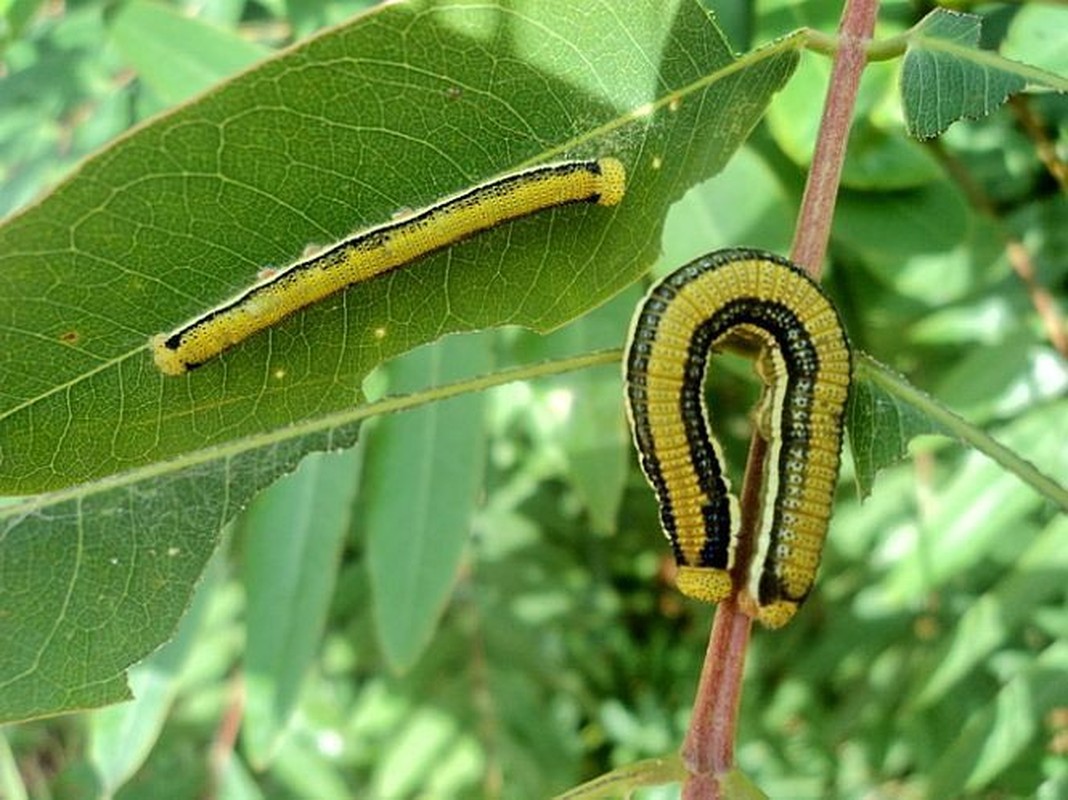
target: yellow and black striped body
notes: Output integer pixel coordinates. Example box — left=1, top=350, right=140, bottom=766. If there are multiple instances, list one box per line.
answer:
left=624, top=249, right=851, bottom=628
left=152, top=157, right=626, bottom=376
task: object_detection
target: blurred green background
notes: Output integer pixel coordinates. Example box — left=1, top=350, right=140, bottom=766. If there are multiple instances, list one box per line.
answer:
left=1, top=0, right=1065, bottom=798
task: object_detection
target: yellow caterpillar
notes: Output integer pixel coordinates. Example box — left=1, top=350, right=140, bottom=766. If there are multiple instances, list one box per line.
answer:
left=152, top=157, right=626, bottom=376
left=624, top=249, right=851, bottom=628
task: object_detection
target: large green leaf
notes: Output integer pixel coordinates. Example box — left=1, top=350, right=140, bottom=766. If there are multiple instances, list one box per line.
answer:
left=0, top=1, right=798, bottom=492
left=0, top=1, right=801, bottom=723
left=0, top=418, right=360, bottom=722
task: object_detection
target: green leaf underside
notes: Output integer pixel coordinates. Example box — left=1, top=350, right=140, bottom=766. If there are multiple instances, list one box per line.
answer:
left=901, top=8, right=1065, bottom=140
left=0, top=1, right=800, bottom=722
left=0, top=419, right=360, bottom=722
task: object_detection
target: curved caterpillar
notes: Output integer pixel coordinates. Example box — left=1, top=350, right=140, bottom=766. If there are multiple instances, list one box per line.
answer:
left=152, top=157, right=626, bottom=376
left=624, top=249, right=851, bottom=628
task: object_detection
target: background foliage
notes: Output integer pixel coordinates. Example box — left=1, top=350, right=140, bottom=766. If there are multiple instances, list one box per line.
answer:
left=1, top=0, right=1065, bottom=799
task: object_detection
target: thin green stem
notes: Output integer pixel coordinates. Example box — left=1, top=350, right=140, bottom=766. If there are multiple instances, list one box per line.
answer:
left=359, top=348, right=622, bottom=420
left=858, top=354, right=1068, bottom=512
left=865, top=32, right=909, bottom=61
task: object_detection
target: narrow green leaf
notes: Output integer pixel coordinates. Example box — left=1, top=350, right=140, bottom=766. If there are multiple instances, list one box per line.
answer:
left=901, top=8, right=1067, bottom=139
left=926, top=641, right=1068, bottom=797
left=107, top=0, right=269, bottom=105
left=240, top=447, right=362, bottom=767
left=267, top=729, right=353, bottom=800
left=365, top=334, right=491, bottom=672
left=372, top=706, right=471, bottom=799
left=0, top=729, right=28, bottom=800
left=557, top=365, right=629, bottom=537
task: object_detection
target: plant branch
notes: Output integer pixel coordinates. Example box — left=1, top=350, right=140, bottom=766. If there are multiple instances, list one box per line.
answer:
left=680, top=0, right=881, bottom=795
left=792, top=0, right=879, bottom=274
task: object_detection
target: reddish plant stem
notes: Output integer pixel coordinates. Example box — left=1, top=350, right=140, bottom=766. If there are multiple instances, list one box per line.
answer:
left=791, top=0, right=879, bottom=273
left=1010, top=96, right=1068, bottom=193
left=680, top=604, right=750, bottom=773
left=680, top=607, right=752, bottom=800
left=206, top=672, right=244, bottom=800
left=1004, top=239, right=1068, bottom=359
left=679, top=437, right=764, bottom=798
left=680, top=435, right=764, bottom=798
left=680, top=0, right=881, bottom=795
